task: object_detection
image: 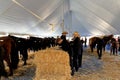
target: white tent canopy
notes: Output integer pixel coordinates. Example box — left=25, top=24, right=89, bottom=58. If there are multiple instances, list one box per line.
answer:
left=0, top=0, right=120, bottom=37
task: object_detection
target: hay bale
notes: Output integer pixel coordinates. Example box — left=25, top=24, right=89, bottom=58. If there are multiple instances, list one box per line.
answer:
left=34, top=48, right=71, bottom=80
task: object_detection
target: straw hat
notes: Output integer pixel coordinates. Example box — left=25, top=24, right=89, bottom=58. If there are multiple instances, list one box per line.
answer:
left=62, top=31, right=68, bottom=34
left=62, top=31, right=68, bottom=35
left=73, top=31, right=80, bottom=37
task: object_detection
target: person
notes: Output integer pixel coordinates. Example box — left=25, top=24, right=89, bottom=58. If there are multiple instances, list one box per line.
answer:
left=84, top=37, right=87, bottom=47
left=59, top=32, right=69, bottom=51
left=118, top=37, right=120, bottom=53
left=72, top=32, right=83, bottom=72
left=80, top=38, right=84, bottom=45
left=110, top=38, right=117, bottom=55
left=96, top=37, right=103, bottom=59
left=58, top=31, right=74, bottom=76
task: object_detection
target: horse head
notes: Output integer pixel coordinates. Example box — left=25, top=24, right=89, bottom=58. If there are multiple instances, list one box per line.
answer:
left=102, top=34, right=113, bottom=51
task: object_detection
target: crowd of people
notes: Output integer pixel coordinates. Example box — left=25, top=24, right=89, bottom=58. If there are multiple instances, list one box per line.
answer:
left=57, top=31, right=120, bottom=76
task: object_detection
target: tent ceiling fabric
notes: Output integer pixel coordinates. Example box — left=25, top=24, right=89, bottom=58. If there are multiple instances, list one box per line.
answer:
left=0, top=0, right=120, bottom=37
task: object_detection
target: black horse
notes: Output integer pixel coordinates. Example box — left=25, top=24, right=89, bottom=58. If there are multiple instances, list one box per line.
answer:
left=8, top=35, right=28, bottom=65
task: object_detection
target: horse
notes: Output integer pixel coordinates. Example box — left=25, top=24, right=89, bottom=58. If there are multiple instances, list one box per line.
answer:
left=102, top=34, right=113, bottom=51
left=0, top=36, right=19, bottom=76
left=89, top=34, right=113, bottom=52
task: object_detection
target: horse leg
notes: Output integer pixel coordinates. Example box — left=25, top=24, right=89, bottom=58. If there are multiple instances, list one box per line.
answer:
left=91, top=47, right=94, bottom=52
left=110, top=46, right=113, bottom=55
left=4, top=58, right=13, bottom=76
left=116, top=47, right=118, bottom=55
left=0, top=60, right=8, bottom=77
left=0, top=47, right=8, bottom=77
left=103, top=45, right=105, bottom=51
left=91, top=45, right=94, bottom=52
left=20, top=49, right=28, bottom=65
left=24, top=49, right=28, bottom=65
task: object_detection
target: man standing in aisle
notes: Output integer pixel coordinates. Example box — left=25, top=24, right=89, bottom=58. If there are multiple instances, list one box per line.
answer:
left=72, top=32, right=83, bottom=71
left=58, top=31, right=74, bottom=76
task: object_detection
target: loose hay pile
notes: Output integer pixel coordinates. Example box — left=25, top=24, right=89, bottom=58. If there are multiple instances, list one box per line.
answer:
left=33, top=48, right=71, bottom=80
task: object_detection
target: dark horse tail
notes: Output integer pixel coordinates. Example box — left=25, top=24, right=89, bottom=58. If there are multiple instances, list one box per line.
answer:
left=10, top=38, right=19, bottom=69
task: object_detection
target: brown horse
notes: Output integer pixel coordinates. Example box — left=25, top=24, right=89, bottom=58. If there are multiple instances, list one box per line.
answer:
left=0, top=36, right=19, bottom=76
left=89, top=34, right=113, bottom=52
left=89, top=37, right=98, bottom=52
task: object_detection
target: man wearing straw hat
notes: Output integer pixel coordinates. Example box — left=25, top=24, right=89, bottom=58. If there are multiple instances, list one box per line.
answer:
left=59, top=31, right=69, bottom=51
left=72, top=31, right=83, bottom=72
left=58, top=31, right=75, bottom=76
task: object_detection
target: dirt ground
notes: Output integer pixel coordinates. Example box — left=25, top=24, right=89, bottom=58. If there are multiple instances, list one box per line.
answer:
left=1, top=48, right=120, bottom=80
left=71, top=49, right=120, bottom=80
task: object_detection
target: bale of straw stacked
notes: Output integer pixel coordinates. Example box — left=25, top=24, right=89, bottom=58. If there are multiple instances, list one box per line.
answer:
left=34, top=48, right=71, bottom=80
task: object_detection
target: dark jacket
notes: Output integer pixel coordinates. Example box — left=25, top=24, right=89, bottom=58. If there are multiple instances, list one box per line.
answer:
left=72, top=37, right=83, bottom=55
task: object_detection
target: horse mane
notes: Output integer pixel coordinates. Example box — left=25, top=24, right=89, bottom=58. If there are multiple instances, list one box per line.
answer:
left=102, top=34, right=113, bottom=40
left=102, top=34, right=113, bottom=43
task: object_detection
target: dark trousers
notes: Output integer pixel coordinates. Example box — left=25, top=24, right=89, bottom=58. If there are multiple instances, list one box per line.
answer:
left=110, top=46, right=117, bottom=55
left=78, top=53, right=83, bottom=67
left=97, top=46, right=102, bottom=59
left=73, top=55, right=78, bottom=71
